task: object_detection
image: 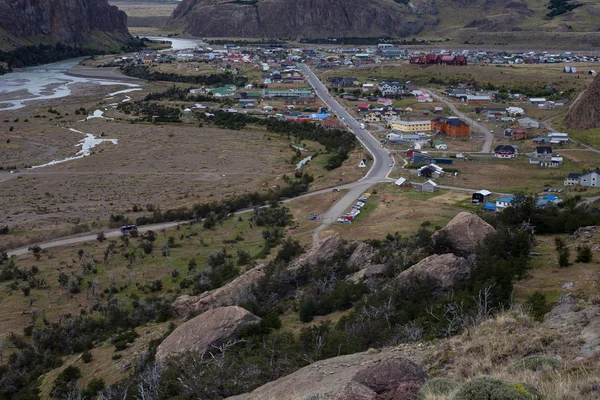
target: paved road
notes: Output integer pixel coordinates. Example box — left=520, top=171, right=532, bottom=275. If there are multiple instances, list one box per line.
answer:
left=299, top=64, right=394, bottom=241
left=424, top=90, right=494, bottom=154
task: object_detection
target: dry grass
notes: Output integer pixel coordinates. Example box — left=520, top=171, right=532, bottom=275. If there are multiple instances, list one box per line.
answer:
left=422, top=306, right=600, bottom=400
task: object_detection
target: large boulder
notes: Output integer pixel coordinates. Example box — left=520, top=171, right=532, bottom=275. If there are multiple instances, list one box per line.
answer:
left=156, top=306, right=260, bottom=363
left=288, top=233, right=345, bottom=274
left=347, top=242, right=376, bottom=269
left=173, top=264, right=265, bottom=317
left=352, top=358, right=428, bottom=400
left=346, top=264, right=387, bottom=284
left=432, top=212, right=495, bottom=255
left=394, top=253, right=473, bottom=297
left=334, top=381, right=377, bottom=400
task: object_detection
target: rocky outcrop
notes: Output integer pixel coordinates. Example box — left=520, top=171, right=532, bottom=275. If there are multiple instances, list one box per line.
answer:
left=173, top=264, right=265, bottom=317
left=395, top=253, right=473, bottom=297
left=167, top=0, right=432, bottom=38
left=0, top=0, right=129, bottom=51
left=346, top=264, right=387, bottom=284
left=288, top=233, right=345, bottom=274
left=156, top=306, right=260, bottom=363
left=565, top=73, right=600, bottom=130
left=353, top=358, right=428, bottom=400
left=432, top=212, right=495, bottom=255
left=226, top=344, right=427, bottom=400
left=347, top=243, right=376, bottom=270
left=334, top=381, right=377, bottom=400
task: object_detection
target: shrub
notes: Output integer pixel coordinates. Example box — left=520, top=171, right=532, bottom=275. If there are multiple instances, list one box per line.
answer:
left=510, top=355, right=559, bottom=371
left=525, top=291, right=552, bottom=322
left=453, top=376, right=542, bottom=400
left=418, top=378, right=459, bottom=398
left=81, top=350, right=93, bottom=363
left=575, top=245, right=592, bottom=263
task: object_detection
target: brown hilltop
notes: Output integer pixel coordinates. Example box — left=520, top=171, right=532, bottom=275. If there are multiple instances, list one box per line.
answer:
left=0, top=0, right=130, bottom=51
left=564, top=73, right=600, bottom=130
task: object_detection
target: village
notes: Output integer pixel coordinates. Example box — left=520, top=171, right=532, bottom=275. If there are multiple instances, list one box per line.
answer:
left=86, top=40, right=600, bottom=226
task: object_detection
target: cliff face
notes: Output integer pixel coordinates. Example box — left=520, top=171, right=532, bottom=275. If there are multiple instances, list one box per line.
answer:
left=564, top=73, right=600, bottom=130
left=167, top=0, right=438, bottom=38
left=0, top=0, right=130, bottom=51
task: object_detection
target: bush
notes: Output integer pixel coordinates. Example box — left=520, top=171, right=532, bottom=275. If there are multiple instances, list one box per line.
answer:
left=418, top=378, right=459, bottom=398
left=575, top=245, right=593, bottom=263
left=525, top=291, right=552, bottom=322
left=81, top=350, right=93, bottom=363
left=453, top=376, right=542, bottom=400
left=510, top=355, right=559, bottom=371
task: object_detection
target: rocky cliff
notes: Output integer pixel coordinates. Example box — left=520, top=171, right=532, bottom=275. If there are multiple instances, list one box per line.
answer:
left=0, top=0, right=130, bottom=51
left=167, top=0, right=436, bottom=38
left=564, top=73, right=600, bottom=130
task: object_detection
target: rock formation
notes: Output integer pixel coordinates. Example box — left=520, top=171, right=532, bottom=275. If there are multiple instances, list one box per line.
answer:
left=173, top=264, right=265, bottom=317
left=564, top=73, right=600, bottom=130
left=0, top=0, right=129, bottom=51
left=288, top=233, right=345, bottom=274
left=352, top=358, right=428, bottom=399
left=395, top=253, right=473, bottom=297
left=226, top=345, right=427, bottom=400
left=167, top=0, right=432, bottom=38
left=432, top=212, right=495, bottom=255
left=156, top=306, right=260, bottom=363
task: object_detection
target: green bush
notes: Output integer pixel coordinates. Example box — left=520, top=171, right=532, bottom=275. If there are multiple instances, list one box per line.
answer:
left=418, top=378, right=459, bottom=398
left=453, top=376, right=542, bottom=400
left=510, top=355, right=559, bottom=371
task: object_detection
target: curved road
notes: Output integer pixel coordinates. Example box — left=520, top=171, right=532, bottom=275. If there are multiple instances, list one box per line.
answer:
left=299, top=64, right=394, bottom=240
left=424, top=90, right=494, bottom=154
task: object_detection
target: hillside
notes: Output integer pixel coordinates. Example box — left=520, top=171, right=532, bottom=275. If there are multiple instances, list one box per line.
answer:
left=0, top=0, right=131, bottom=52
left=166, top=0, right=600, bottom=47
left=564, top=71, right=600, bottom=130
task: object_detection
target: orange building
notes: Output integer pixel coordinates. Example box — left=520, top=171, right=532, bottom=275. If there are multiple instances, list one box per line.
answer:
left=431, top=117, right=470, bottom=138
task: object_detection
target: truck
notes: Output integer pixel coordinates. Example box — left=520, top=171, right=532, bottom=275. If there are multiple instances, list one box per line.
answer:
left=120, top=225, right=138, bottom=237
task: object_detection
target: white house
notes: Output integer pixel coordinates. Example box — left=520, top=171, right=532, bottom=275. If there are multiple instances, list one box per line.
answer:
left=495, top=196, right=515, bottom=211
left=564, top=173, right=581, bottom=186
left=580, top=170, right=600, bottom=187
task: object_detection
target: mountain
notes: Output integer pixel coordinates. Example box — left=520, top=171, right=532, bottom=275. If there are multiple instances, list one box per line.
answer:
left=167, top=0, right=600, bottom=47
left=0, top=0, right=131, bottom=52
left=564, top=72, right=600, bottom=130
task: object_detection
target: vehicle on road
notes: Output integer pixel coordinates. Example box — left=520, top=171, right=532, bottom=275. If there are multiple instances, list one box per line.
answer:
left=332, top=188, right=340, bottom=192
left=359, top=123, right=365, bottom=129
left=120, top=225, right=138, bottom=237
left=309, top=213, right=317, bottom=220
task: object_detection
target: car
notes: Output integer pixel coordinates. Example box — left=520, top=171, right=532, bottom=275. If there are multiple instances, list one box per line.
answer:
left=120, top=225, right=138, bottom=237
left=309, top=213, right=317, bottom=220
left=332, top=188, right=340, bottom=192
left=389, top=164, right=392, bottom=167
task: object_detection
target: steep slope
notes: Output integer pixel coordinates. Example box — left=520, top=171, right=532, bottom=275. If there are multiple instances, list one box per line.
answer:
left=168, top=0, right=600, bottom=46
left=564, top=71, right=600, bottom=130
left=0, top=0, right=130, bottom=52
left=167, top=0, right=438, bottom=38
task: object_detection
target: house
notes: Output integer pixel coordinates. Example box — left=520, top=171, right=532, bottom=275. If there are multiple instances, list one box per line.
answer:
left=495, top=196, right=516, bottom=211
left=434, top=106, right=443, bottom=114
left=548, top=132, right=569, bottom=143
left=564, top=173, right=581, bottom=186
left=262, top=88, right=314, bottom=99
left=563, top=66, right=577, bottom=73
left=322, top=116, right=345, bottom=130
left=466, top=95, right=491, bottom=105
left=365, top=111, right=385, bottom=122
left=506, top=107, right=525, bottom=116
left=504, top=128, right=532, bottom=140
left=431, top=117, right=470, bottom=137
left=378, top=81, right=405, bottom=96
left=434, top=141, right=448, bottom=150
left=419, top=164, right=444, bottom=178
left=528, top=98, right=547, bottom=105
left=483, top=202, right=497, bottom=212
left=415, top=180, right=438, bottom=193
left=518, top=117, right=540, bottom=129
left=537, top=194, right=562, bottom=207
left=413, top=152, right=433, bottom=165
left=579, top=170, right=600, bottom=187
left=357, top=103, right=372, bottom=112
left=472, top=190, right=492, bottom=205
left=533, top=146, right=552, bottom=167
left=389, top=119, right=432, bottom=132
left=394, top=177, right=412, bottom=187
left=494, top=145, right=517, bottom=159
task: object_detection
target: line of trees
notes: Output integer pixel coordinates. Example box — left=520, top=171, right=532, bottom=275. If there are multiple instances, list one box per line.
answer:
left=120, top=65, right=248, bottom=87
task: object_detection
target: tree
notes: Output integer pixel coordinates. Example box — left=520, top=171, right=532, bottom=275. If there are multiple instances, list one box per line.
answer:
left=575, top=245, right=593, bottom=263
left=557, top=246, right=571, bottom=268
left=526, top=291, right=552, bottom=322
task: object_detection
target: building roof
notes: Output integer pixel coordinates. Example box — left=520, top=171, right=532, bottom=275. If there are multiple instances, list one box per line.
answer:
left=483, top=202, right=497, bottom=211
left=475, top=190, right=492, bottom=196
left=567, top=173, right=581, bottom=179
left=391, top=120, right=431, bottom=125
left=535, top=146, right=553, bottom=154
left=494, top=145, right=516, bottom=153
left=394, top=177, right=408, bottom=186
left=496, top=196, right=516, bottom=203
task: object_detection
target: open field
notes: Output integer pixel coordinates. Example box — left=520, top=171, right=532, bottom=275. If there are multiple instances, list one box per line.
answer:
left=110, top=1, right=178, bottom=32
left=0, top=89, right=301, bottom=234
left=329, top=183, right=471, bottom=241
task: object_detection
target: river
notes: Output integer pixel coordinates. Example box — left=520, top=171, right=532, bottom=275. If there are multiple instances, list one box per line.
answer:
left=0, top=57, right=140, bottom=111
left=142, top=36, right=207, bottom=51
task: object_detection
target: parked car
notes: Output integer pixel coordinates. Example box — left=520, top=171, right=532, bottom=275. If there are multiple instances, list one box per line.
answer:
left=120, top=225, right=138, bottom=237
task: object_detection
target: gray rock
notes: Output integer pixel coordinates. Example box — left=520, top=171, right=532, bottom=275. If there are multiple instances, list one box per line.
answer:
left=346, top=264, right=387, bottom=284
left=156, top=306, right=260, bottom=363
left=432, top=212, right=496, bottom=255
